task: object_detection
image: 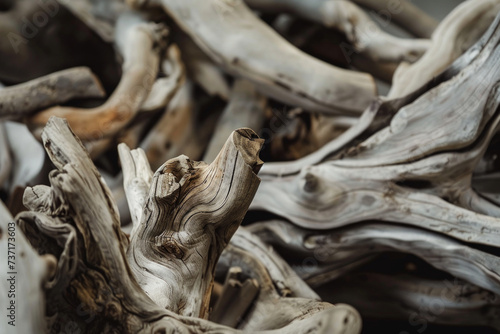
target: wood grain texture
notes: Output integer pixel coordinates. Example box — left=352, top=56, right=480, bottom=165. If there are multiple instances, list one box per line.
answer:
left=28, top=12, right=168, bottom=140
left=252, top=13, right=500, bottom=246
left=128, top=0, right=376, bottom=115
left=0, top=67, right=105, bottom=120
left=16, top=117, right=359, bottom=333
left=245, top=0, right=430, bottom=63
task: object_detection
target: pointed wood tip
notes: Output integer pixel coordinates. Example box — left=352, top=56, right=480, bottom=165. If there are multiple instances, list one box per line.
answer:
left=233, top=128, right=264, bottom=174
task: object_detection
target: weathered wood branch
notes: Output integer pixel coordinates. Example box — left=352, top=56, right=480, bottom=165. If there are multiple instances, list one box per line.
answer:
left=127, top=127, right=264, bottom=318
left=251, top=12, right=500, bottom=247
left=175, top=30, right=231, bottom=99
left=323, top=272, right=500, bottom=329
left=28, top=12, right=168, bottom=140
left=218, top=228, right=361, bottom=332
left=248, top=220, right=500, bottom=294
left=351, top=0, right=438, bottom=38
left=128, top=0, right=376, bottom=115
left=0, top=67, right=105, bottom=120
left=245, top=0, right=430, bottom=63
left=140, top=44, right=185, bottom=112
left=16, top=117, right=358, bottom=333
left=389, top=0, right=500, bottom=98
left=203, top=80, right=267, bottom=163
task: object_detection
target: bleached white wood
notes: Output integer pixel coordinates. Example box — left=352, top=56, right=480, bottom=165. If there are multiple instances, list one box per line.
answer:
left=203, top=80, right=267, bottom=163
left=0, top=67, right=105, bottom=120
left=389, top=0, right=500, bottom=98
left=245, top=0, right=430, bottom=63
left=128, top=0, right=376, bottom=115
left=252, top=14, right=500, bottom=246
left=28, top=11, right=167, bottom=141
left=249, top=220, right=500, bottom=294
left=141, top=45, right=185, bottom=112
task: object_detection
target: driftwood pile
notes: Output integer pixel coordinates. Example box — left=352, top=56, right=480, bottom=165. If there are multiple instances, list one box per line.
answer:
left=1, top=0, right=500, bottom=333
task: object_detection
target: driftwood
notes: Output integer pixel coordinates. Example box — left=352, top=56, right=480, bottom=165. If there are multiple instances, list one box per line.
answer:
left=0, top=67, right=104, bottom=120
left=127, top=0, right=376, bottom=115
left=245, top=0, right=430, bottom=63
left=252, top=12, right=500, bottom=245
left=28, top=12, right=168, bottom=140
left=140, top=80, right=220, bottom=169
left=140, top=44, right=185, bottom=112
left=15, top=117, right=358, bottom=334
left=175, top=31, right=230, bottom=100
left=322, top=272, right=500, bottom=329
left=350, top=0, right=438, bottom=38
left=248, top=220, right=500, bottom=295
left=389, top=0, right=500, bottom=98
left=203, top=79, right=267, bottom=162
left=4, top=1, right=500, bottom=332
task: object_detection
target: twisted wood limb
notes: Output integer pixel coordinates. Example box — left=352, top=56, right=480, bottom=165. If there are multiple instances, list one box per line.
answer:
left=218, top=228, right=360, bottom=332
left=252, top=12, right=500, bottom=247
left=245, top=0, right=430, bottom=63
left=28, top=12, right=167, bottom=140
left=203, top=80, right=268, bottom=162
left=351, top=0, right=438, bottom=38
left=141, top=44, right=185, bottom=112
left=249, top=220, right=500, bottom=294
left=0, top=67, right=105, bottom=120
left=17, top=117, right=359, bottom=333
left=389, top=0, right=500, bottom=98
left=128, top=0, right=376, bottom=115
left=322, top=272, right=500, bottom=329
left=127, top=128, right=264, bottom=318
left=175, top=31, right=230, bottom=100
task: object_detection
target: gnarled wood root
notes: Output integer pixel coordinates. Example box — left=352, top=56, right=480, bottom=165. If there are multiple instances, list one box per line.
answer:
left=15, top=117, right=360, bottom=334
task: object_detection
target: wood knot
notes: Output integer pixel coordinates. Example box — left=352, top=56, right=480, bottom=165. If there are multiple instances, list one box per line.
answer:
left=155, top=236, right=185, bottom=259
left=302, top=172, right=318, bottom=193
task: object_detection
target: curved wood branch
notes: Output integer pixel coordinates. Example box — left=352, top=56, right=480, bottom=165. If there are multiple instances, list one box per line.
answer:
left=0, top=67, right=105, bottom=120
left=249, top=220, right=500, bottom=294
left=175, top=30, right=231, bottom=99
left=17, top=117, right=357, bottom=334
left=127, top=128, right=264, bottom=318
left=389, top=0, right=500, bottom=98
left=351, top=0, right=438, bottom=38
left=323, top=272, right=500, bottom=329
left=28, top=12, right=168, bottom=140
left=203, top=80, right=267, bottom=163
left=128, top=0, right=376, bottom=115
left=218, top=228, right=361, bottom=332
left=245, top=0, right=430, bottom=63
left=141, top=44, right=185, bottom=112
left=118, top=143, right=153, bottom=235
left=252, top=13, right=500, bottom=247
